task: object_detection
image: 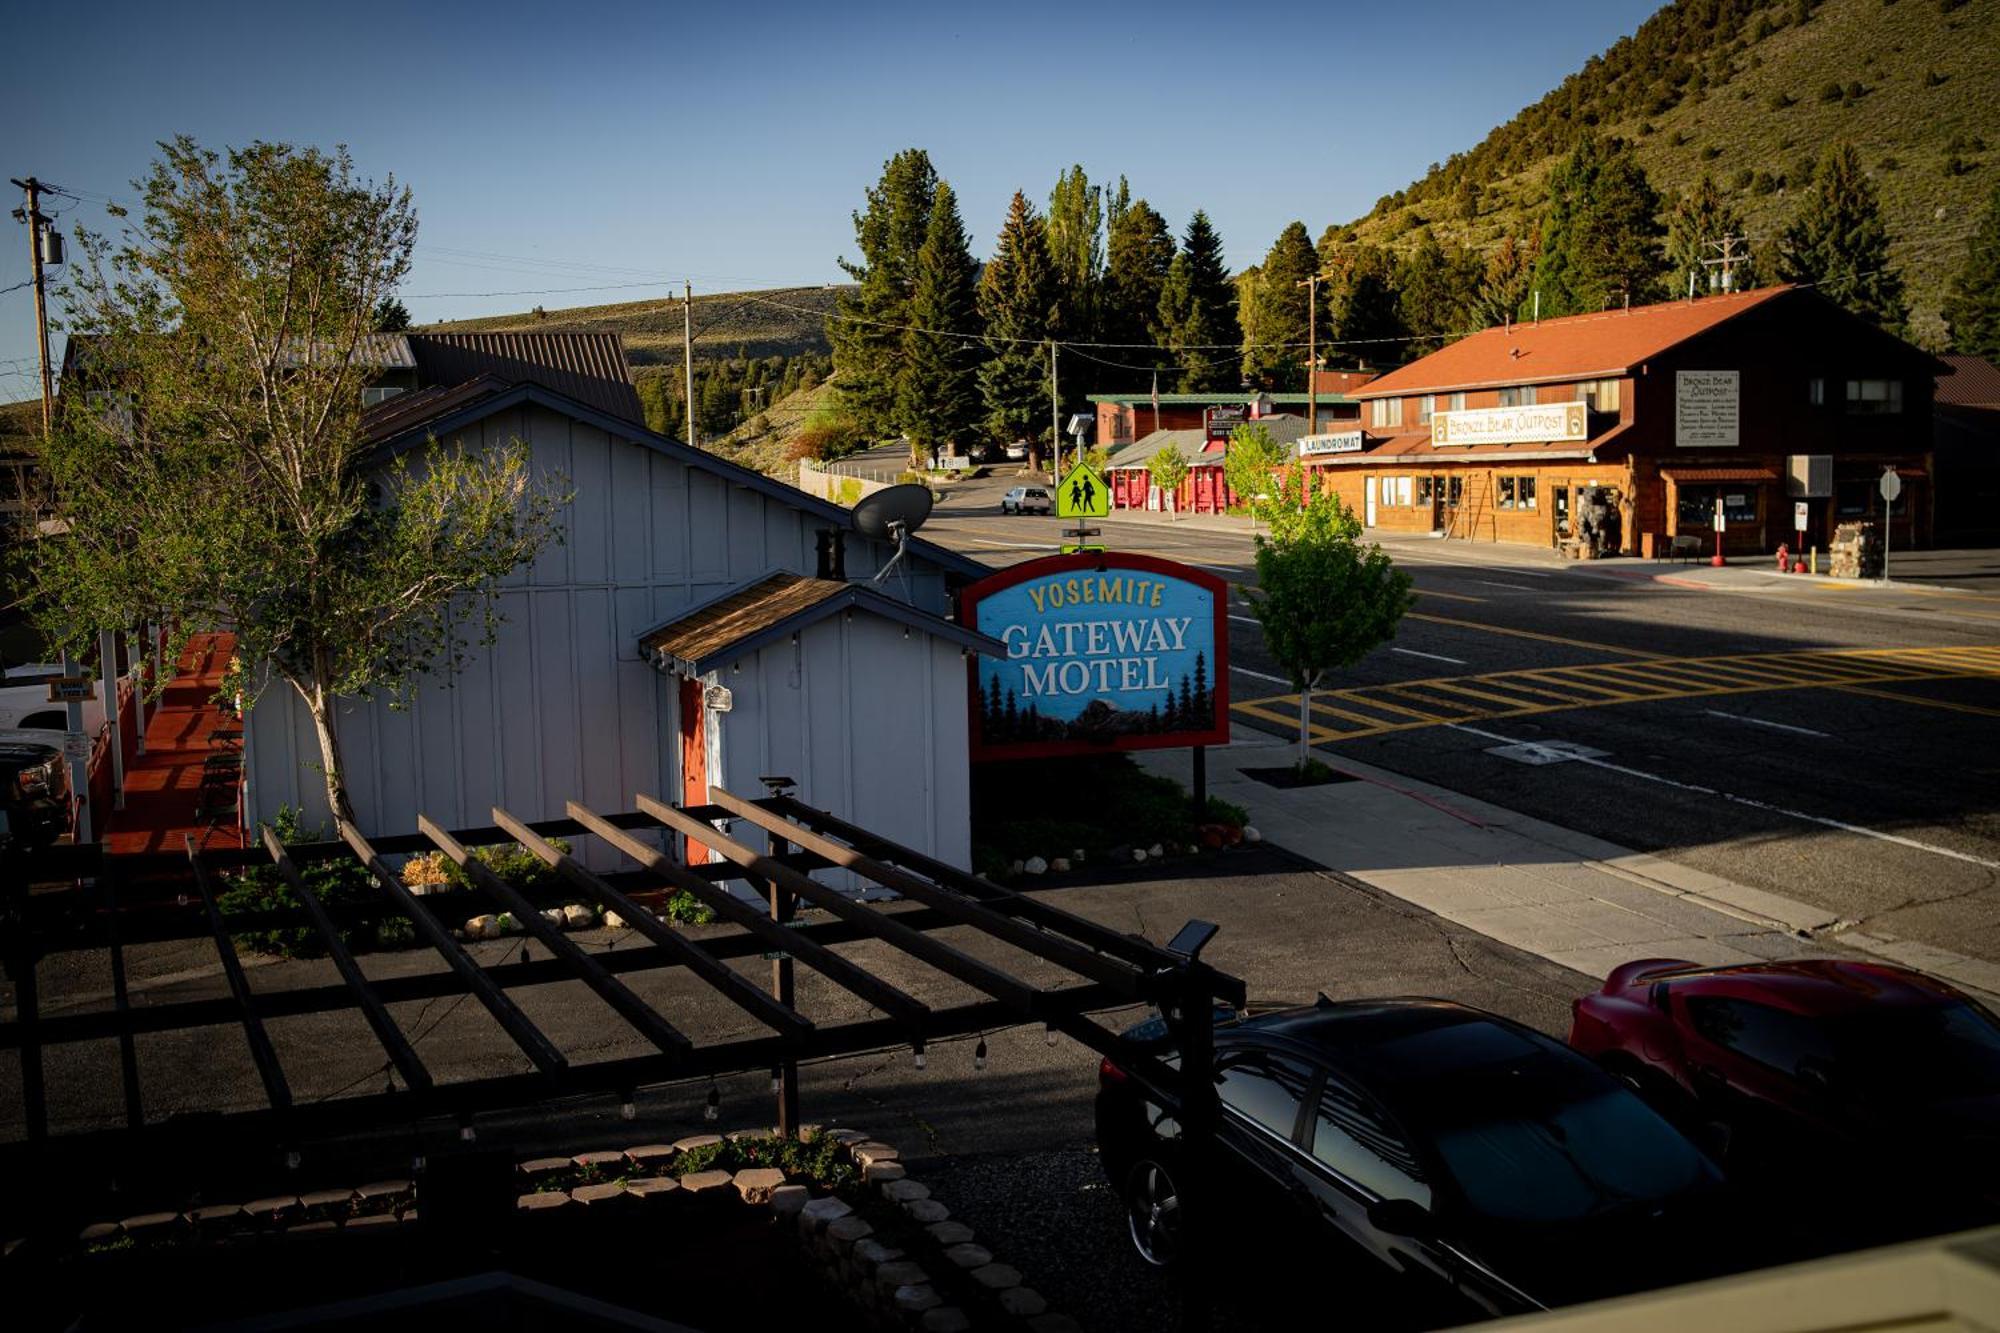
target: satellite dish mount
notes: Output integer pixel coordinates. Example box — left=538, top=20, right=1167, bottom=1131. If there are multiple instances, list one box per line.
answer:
left=850, top=483, right=935, bottom=586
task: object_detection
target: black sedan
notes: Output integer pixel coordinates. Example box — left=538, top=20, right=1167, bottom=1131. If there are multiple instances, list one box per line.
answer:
left=1097, top=997, right=1769, bottom=1320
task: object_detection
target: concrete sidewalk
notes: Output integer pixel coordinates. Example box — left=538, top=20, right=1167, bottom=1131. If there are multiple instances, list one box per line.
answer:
left=1139, top=725, right=2000, bottom=1004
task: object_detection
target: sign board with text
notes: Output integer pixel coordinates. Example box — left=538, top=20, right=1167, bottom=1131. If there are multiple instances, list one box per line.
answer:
left=1298, top=431, right=1366, bottom=458
left=1676, top=370, right=1739, bottom=448
left=1432, top=403, right=1587, bottom=447
left=1795, top=501, right=1809, bottom=531
left=963, top=553, right=1229, bottom=760
left=46, top=677, right=92, bottom=704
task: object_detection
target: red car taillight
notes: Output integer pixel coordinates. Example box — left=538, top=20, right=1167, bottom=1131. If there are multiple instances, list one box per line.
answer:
left=1099, top=1055, right=1129, bottom=1085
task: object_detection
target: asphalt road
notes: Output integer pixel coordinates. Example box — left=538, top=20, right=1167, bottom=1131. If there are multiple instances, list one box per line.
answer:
left=929, top=470, right=2000, bottom=970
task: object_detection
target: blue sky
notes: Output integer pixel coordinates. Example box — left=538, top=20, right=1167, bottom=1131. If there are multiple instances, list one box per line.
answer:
left=1, top=0, right=1660, bottom=398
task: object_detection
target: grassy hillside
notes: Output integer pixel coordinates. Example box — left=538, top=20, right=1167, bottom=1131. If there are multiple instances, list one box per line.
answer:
left=714, top=378, right=840, bottom=477
left=429, top=284, right=847, bottom=368
left=1345, top=0, right=1999, bottom=343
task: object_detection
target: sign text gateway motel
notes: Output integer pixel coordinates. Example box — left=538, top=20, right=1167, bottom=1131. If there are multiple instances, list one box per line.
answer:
left=962, top=552, right=1230, bottom=760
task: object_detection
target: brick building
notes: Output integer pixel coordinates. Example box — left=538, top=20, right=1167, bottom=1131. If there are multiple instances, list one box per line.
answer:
left=1312, top=287, right=1944, bottom=556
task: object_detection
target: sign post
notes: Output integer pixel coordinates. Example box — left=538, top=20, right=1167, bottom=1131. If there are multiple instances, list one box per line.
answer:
left=1794, top=500, right=1809, bottom=574
left=1712, top=499, right=1727, bottom=568
left=1879, top=468, right=1902, bottom=583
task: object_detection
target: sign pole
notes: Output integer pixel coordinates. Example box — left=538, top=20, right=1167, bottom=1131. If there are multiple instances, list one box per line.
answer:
left=1879, top=468, right=1902, bottom=584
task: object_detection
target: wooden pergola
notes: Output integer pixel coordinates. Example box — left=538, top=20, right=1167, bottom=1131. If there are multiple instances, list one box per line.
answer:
left=1, top=784, right=1244, bottom=1189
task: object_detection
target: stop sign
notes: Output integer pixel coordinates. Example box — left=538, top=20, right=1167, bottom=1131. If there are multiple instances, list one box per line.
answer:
left=1880, top=469, right=1903, bottom=503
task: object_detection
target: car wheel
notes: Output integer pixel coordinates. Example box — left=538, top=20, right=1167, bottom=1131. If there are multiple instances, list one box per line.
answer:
left=1124, top=1157, right=1183, bottom=1267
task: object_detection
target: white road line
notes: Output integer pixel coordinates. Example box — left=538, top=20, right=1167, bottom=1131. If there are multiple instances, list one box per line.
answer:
left=1703, top=709, right=1831, bottom=739
left=1473, top=580, right=1539, bottom=592
left=1446, top=723, right=2000, bottom=871
left=1228, top=614, right=1262, bottom=626
left=970, top=539, right=1058, bottom=551
left=1232, top=665, right=1292, bottom=685
left=1393, top=647, right=1468, bottom=665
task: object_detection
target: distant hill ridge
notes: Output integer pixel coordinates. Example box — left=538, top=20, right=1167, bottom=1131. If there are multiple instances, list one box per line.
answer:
left=1343, top=0, right=1999, bottom=343
left=430, top=284, right=846, bottom=369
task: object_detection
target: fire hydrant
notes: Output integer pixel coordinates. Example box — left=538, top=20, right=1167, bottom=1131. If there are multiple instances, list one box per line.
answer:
left=1776, top=542, right=1791, bottom=573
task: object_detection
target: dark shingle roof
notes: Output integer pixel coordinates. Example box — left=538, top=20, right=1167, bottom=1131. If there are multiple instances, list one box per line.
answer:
left=1938, top=355, right=2000, bottom=409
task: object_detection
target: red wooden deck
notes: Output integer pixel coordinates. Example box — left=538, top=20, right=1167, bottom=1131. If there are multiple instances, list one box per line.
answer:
left=100, top=632, right=245, bottom=856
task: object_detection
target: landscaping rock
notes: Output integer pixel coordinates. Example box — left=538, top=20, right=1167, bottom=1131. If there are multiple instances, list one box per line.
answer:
left=298, top=1189, right=355, bottom=1218
left=242, top=1196, right=299, bottom=1224
left=1147, top=843, right=1164, bottom=860
left=518, top=1156, right=572, bottom=1179
left=571, top=1150, right=625, bottom=1171
left=602, top=910, right=627, bottom=930
left=569, top=1183, right=626, bottom=1208
left=922, top=1309, right=972, bottom=1333
left=999, top=1287, right=1048, bottom=1317
left=880, top=1179, right=931, bottom=1204
left=768, top=1184, right=810, bottom=1218
left=516, top=1191, right=571, bottom=1212
left=78, top=1222, right=121, bottom=1244
left=863, top=1159, right=906, bottom=1183
left=798, top=1196, right=853, bottom=1235
left=893, top=1285, right=943, bottom=1314
left=625, top=1178, right=680, bottom=1205
left=1243, top=825, right=1262, bottom=843
left=347, top=1213, right=397, bottom=1230
left=466, top=914, right=498, bottom=939
left=562, top=903, right=595, bottom=928
left=542, top=908, right=565, bottom=928
left=1027, top=1316, right=1084, bottom=1333
left=1022, top=855, right=1047, bottom=875
left=1130, top=847, right=1146, bottom=864
left=677, top=1170, right=734, bottom=1201
left=902, top=1198, right=949, bottom=1224
left=850, top=1141, right=899, bottom=1166
left=1049, top=857, right=1070, bottom=873
left=970, top=1262, right=1021, bottom=1291
left=1009, top=860, right=1025, bottom=875
left=851, top=1237, right=904, bottom=1271
left=824, top=1127, right=869, bottom=1144
left=671, top=1134, right=723, bottom=1154
left=623, top=1143, right=676, bottom=1170
left=925, top=1220, right=975, bottom=1245
left=826, top=1215, right=875, bottom=1253
left=1072, top=847, right=1086, bottom=863
left=874, top=1260, right=929, bottom=1291
left=732, top=1168, right=787, bottom=1203
left=355, top=1179, right=411, bottom=1204
left=942, top=1242, right=993, bottom=1269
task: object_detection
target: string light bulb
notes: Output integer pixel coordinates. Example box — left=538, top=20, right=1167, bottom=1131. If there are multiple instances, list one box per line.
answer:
left=284, top=1150, right=301, bottom=1171
left=459, top=1117, right=478, bottom=1143
left=1045, top=1024, right=1058, bottom=1047
left=912, top=1043, right=927, bottom=1071
left=770, top=1066, right=784, bottom=1094
left=974, top=1037, right=988, bottom=1072
left=704, top=1084, right=720, bottom=1122
left=620, top=1092, right=637, bottom=1121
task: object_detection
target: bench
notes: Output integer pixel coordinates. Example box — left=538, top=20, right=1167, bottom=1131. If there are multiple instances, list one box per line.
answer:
left=1669, top=534, right=1703, bottom=563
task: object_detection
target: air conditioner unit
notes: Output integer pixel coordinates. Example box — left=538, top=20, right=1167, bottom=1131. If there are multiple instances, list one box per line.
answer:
left=1785, top=455, right=1831, bottom=498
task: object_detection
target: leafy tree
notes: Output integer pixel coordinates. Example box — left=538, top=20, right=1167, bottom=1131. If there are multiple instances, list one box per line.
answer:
left=1146, top=446, right=1189, bottom=519
left=37, top=138, right=568, bottom=824
left=1223, top=422, right=1288, bottom=510
left=1245, top=469, right=1413, bottom=770
left=1157, top=211, right=1238, bottom=393
left=1101, top=187, right=1176, bottom=391
left=899, top=182, right=983, bottom=462
left=1528, top=137, right=1665, bottom=316
left=832, top=149, right=938, bottom=437
left=1241, top=221, right=1322, bottom=389
left=1046, top=164, right=1103, bottom=345
left=373, top=297, right=412, bottom=332
left=1397, top=231, right=1482, bottom=355
left=1943, top=181, right=2000, bottom=359
left=1663, top=174, right=1751, bottom=298
left=1776, top=142, right=1907, bottom=332
left=1474, top=232, right=1537, bottom=328
left=978, top=191, right=1057, bottom=465
left=1320, top=240, right=1407, bottom=364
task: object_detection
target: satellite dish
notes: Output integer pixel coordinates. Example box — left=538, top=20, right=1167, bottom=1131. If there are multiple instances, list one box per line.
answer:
left=852, top=483, right=933, bottom=585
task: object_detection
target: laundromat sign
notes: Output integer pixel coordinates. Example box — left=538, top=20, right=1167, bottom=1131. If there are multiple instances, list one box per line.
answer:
left=962, top=552, right=1230, bottom=759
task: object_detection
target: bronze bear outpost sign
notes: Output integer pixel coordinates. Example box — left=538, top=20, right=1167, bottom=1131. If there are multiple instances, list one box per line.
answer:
left=962, top=552, right=1230, bottom=760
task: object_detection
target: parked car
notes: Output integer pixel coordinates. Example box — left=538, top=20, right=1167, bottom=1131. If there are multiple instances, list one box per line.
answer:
left=1097, top=997, right=1759, bottom=1319
left=1003, top=440, right=1029, bottom=462
left=1000, top=485, right=1051, bottom=516
left=0, top=736, right=69, bottom=852
left=0, top=663, right=102, bottom=733
left=1570, top=958, right=2000, bottom=1229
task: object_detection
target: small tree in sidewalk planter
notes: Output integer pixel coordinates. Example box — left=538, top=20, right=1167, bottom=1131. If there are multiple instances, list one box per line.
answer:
left=1245, top=468, right=1413, bottom=771
left=1222, top=421, right=1287, bottom=514
left=1146, top=445, right=1188, bottom=519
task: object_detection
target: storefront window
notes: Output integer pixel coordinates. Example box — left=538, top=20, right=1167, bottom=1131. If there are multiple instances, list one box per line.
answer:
left=1417, top=476, right=1434, bottom=505
left=1394, top=476, right=1413, bottom=506
left=1497, top=476, right=1517, bottom=510
left=1555, top=487, right=1572, bottom=536
left=1677, top=484, right=1718, bottom=527
left=1721, top=490, right=1756, bottom=524
left=1844, top=379, right=1903, bottom=415
left=1448, top=476, right=1463, bottom=504
left=1678, top=484, right=1758, bottom=527
left=1520, top=476, right=1538, bottom=510
left=1835, top=479, right=1869, bottom=518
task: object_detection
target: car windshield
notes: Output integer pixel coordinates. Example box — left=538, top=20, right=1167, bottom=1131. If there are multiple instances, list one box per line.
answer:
left=1826, top=1001, right=2000, bottom=1102
left=1406, top=1054, right=1717, bottom=1224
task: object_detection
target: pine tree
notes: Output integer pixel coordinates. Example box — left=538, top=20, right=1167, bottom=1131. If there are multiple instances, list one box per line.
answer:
left=1397, top=231, right=1482, bottom=356
left=1046, top=165, right=1103, bottom=344
left=1157, top=211, right=1238, bottom=393
left=1321, top=241, right=1407, bottom=365
left=899, top=182, right=984, bottom=462
left=1192, top=651, right=1210, bottom=725
left=1663, top=175, right=1751, bottom=299
left=1528, top=137, right=1665, bottom=316
left=1241, top=222, right=1322, bottom=389
left=1102, top=187, right=1176, bottom=392
left=1943, top=181, right=2000, bottom=359
left=978, top=191, right=1058, bottom=462
left=832, top=149, right=938, bottom=437
left=1776, top=143, right=1906, bottom=332
left=1474, top=232, right=1537, bottom=329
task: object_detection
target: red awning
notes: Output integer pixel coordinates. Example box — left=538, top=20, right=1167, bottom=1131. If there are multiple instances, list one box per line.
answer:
left=1658, top=467, right=1778, bottom=483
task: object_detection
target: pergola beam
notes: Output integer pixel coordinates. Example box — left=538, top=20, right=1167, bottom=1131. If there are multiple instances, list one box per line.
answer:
left=566, top=800, right=928, bottom=1028
left=338, top=819, right=568, bottom=1078
left=638, top=794, right=1042, bottom=1015
left=418, top=814, right=692, bottom=1063
left=186, top=836, right=292, bottom=1115
left=490, top=806, right=812, bottom=1041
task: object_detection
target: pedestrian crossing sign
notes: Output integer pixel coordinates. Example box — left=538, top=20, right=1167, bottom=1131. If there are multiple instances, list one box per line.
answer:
left=1056, top=462, right=1109, bottom=519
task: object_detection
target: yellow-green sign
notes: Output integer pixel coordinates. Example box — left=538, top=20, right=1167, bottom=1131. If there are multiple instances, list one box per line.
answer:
left=1060, top=542, right=1107, bottom=554
left=1056, top=462, right=1109, bottom=519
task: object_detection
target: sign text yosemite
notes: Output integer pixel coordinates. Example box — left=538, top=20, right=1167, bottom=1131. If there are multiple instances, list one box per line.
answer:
left=962, top=553, right=1229, bottom=759
left=1432, top=402, right=1588, bottom=447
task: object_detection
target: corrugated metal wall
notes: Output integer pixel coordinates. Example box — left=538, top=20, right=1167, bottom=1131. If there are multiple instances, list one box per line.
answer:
left=244, top=405, right=952, bottom=870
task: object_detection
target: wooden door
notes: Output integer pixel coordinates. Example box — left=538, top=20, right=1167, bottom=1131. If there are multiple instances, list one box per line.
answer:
left=678, top=676, right=707, bottom=864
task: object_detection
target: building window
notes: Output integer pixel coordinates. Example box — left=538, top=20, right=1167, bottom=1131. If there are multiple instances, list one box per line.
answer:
left=1809, top=377, right=1826, bottom=406
left=1580, top=379, right=1620, bottom=412
left=1418, top=394, right=1435, bottom=425
left=1394, top=475, right=1412, bottom=506
left=1497, top=476, right=1517, bottom=510
left=1449, top=392, right=1467, bottom=412
left=1497, top=385, right=1539, bottom=408
left=1371, top=398, right=1404, bottom=429
left=1447, top=475, right=1463, bottom=504
left=1416, top=476, right=1434, bottom=505
left=1519, top=476, right=1538, bottom=510
left=1677, top=484, right=1759, bottom=527
left=362, top=385, right=407, bottom=408
left=1844, top=379, right=1903, bottom=415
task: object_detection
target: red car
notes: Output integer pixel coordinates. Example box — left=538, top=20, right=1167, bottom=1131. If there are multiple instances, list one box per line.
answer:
left=1570, top=958, right=2000, bottom=1233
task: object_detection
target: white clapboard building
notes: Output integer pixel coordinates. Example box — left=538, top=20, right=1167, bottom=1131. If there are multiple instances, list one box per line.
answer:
left=242, top=333, right=997, bottom=871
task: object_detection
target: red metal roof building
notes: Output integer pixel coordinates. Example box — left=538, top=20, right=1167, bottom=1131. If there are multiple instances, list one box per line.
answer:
left=1314, top=286, right=1945, bottom=556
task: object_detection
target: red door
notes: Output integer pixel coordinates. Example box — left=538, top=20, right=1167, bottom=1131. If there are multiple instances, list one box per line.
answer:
left=678, top=676, right=707, bottom=864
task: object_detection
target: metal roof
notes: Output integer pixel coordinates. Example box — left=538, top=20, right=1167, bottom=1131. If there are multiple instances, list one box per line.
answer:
left=1938, top=355, right=2000, bottom=409
left=1088, top=391, right=1358, bottom=406
left=1104, top=413, right=1317, bottom=469
left=407, top=332, right=644, bottom=426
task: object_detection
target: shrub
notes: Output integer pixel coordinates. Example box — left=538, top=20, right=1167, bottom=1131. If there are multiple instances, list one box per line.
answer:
left=1701, top=145, right=1723, bottom=161
left=1819, top=81, right=1845, bottom=103
left=217, top=806, right=380, bottom=958
left=1766, top=91, right=1797, bottom=111
left=1925, top=68, right=1949, bottom=88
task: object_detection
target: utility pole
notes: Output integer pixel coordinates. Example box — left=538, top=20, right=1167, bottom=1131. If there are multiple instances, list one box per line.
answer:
left=1702, top=234, right=1749, bottom=293
left=1295, top=272, right=1323, bottom=433
left=683, top=280, right=698, bottom=447
left=10, top=177, right=58, bottom=438
left=1049, top=340, right=1060, bottom=479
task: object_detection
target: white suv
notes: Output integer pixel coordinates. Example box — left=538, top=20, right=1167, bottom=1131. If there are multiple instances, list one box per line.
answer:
left=1001, top=486, right=1052, bottom=516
